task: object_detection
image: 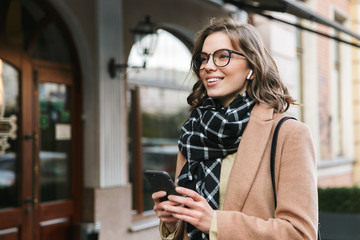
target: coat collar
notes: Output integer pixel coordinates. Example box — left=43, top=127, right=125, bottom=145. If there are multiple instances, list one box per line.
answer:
left=223, top=103, right=274, bottom=210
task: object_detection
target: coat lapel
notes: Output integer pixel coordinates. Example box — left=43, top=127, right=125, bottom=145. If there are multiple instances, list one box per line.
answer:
left=223, top=103, right=274, bottom=211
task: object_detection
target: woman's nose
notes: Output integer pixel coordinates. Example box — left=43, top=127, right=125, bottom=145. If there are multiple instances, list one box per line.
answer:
left=204, top=55, right=217, bottom=71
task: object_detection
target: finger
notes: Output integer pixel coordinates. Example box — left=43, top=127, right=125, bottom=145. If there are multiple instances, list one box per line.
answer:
left=163, top=204, right=195, bottom=217
left=160, top=200, right=181, bottom=208
left=158, top=199, right=181, bottom=209
left=152, top=191, right=167, bottom=202
left=157, top=208, right=182, bottom=223
left=154, top=200, right=173, bottom=212
left=157, top=210, right=179, bottom=223
left=171, top=213, right=198, bottom=227
left=168, top=195, right=196, bottom=209
left=175, top=187, right=204, bottom=202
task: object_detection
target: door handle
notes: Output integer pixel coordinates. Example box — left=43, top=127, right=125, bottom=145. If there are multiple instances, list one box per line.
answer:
left=24, top=133, right=38, bottom=141
left=24, top=134, right=32, bottom=141
left=24, top=197, right=32, bottom=204
left=24, top=197, right=32, bottom=214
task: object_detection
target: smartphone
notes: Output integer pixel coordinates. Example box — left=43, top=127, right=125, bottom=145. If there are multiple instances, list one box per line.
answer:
left=144, top=170, right=180, bottom=202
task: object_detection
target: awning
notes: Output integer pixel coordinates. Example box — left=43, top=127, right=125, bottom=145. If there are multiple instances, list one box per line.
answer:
left=224, top=0, right=360, bottom=47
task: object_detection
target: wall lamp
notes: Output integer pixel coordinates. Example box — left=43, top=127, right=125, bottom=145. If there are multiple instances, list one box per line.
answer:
left=108, top=15, right=158, bottom=78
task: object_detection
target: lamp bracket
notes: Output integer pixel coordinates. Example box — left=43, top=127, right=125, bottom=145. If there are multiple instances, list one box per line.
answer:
left=108, top=58, right=146, bottom=78
left=108, top=58, right=127, bottom=78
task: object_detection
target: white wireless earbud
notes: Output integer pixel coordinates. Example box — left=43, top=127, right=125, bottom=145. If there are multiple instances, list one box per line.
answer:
left=246, top=70, right=253, bottom=80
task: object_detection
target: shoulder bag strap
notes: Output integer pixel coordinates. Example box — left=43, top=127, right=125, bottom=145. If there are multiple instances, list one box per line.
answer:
left=270, top=117, right=321, bottom=240
left=270, top=116, right=297, bottom=208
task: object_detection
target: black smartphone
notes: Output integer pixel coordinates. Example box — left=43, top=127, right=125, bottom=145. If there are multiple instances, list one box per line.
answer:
left=144, top=170, right=180, bottom=202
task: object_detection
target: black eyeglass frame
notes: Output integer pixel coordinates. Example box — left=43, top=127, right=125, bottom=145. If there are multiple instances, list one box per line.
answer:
left=192, top=49, right=246, bottom=70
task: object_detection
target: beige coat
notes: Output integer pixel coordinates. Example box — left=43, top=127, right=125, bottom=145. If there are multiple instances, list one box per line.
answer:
left=170, top=103, right=318, bottom=240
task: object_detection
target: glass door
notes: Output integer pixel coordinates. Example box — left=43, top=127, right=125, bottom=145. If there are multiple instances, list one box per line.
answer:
left=33, top=60, right=76, bottom=240
left=0, top=55, right=78, bottom=240
left=0, top=49, right=34, bottom=239
left=0, top=59, right=20, bottom=210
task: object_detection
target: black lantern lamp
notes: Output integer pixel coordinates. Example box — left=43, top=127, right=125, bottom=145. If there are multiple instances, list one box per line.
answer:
left=132, top=15, right=158, bottom=66
left=108, top=16, right=158, bottom=78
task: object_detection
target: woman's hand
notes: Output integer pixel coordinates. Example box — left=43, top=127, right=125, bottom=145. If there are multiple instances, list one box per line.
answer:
left=163, top=187, right=214, bottom=234
left=152, top=191, right=179, bottom=232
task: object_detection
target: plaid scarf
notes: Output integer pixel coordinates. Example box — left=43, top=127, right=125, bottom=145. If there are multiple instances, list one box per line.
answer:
left=177, top=93, right=254, bottom=240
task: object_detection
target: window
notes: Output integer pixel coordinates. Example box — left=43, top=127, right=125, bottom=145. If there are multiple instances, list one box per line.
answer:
left=330, top=28, right=342, bottom=157
left=127, top=29, right=193, bottom=214
left=330, top=13, right=347, bottom=159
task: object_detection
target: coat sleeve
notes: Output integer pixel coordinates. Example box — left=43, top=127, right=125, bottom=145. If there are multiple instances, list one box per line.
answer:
left=216, top=121, right=318, bottom=240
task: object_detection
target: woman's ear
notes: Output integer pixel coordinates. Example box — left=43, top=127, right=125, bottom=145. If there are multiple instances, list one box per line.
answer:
left=246, top=69, right=253, bottom=80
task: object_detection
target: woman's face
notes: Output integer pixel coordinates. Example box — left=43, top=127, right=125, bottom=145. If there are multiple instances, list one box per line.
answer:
left=199, top=31, right=252, bottom=107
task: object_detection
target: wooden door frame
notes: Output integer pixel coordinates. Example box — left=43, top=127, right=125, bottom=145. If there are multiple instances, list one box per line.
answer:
left=32, top=59, right=83, bottom=240
left=0, top=44, right=83, bottom=240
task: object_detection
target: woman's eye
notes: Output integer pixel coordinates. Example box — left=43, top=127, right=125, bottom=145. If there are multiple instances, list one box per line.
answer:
left=219, top=54, right=229, bottom=59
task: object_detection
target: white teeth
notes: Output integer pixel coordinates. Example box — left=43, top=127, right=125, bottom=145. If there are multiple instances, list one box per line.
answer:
left=207, top=78, right=222, bottom=83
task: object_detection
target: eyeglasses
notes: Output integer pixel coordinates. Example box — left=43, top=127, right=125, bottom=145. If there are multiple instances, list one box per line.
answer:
left=192, top=49, right=246, bottom=70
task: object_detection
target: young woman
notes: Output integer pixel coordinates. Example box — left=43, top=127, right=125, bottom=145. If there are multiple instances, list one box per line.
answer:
left=152, top=18, right=318, bottom=240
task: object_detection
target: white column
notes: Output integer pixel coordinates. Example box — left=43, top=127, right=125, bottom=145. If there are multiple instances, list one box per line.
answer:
left=97, top=0, right=128, bottom=187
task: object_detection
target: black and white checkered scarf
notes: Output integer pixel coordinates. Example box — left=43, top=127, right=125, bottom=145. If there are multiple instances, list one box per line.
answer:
left=177, top=93, right=254, bottom=240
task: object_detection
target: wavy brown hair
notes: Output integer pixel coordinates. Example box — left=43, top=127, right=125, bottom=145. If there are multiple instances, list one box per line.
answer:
left=188, top=18, right=297, bottom=112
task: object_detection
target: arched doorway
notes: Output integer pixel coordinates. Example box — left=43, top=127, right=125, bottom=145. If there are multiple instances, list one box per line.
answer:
left=0, top=1, right=82, bottom=239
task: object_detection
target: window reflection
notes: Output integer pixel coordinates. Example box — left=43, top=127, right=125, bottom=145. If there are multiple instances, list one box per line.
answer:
left=141, top=87, right=189, bottom=211
left=0, top=59, right=20, bottom=209
left=39, top=83, right=71, bottom=202
left=127, top=29, right=193, bottom=212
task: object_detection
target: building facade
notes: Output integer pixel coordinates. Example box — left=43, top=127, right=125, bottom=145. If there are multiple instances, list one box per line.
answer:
left=0, top=0, right=359, bottom=239
left=312, top=0, right=357, bottom=187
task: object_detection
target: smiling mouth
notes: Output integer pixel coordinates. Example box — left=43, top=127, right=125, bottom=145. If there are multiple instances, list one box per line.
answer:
left=207, top=78, right=222, bottom=83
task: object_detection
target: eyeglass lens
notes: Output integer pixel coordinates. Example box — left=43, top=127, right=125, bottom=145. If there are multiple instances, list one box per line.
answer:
left=194, top=49, right=231, bottom=70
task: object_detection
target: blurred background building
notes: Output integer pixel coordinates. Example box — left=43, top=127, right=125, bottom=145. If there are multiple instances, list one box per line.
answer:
left=0, top=0, right=359, bottom=239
